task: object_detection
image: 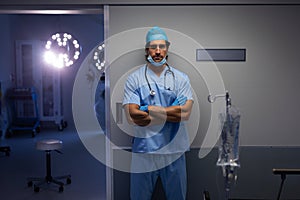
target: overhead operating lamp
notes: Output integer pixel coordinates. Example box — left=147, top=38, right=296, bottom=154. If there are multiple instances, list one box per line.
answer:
left=93, top=42, right=105, bottom=72
left=44, top=32, right=82, bottom=68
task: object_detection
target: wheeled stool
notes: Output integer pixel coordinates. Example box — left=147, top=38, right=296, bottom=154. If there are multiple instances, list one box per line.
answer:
left=27, top=139, right=71, bottom=192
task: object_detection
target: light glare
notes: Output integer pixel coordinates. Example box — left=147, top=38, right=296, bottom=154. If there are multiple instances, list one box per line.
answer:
left=44, top=32, right=81, bottom=68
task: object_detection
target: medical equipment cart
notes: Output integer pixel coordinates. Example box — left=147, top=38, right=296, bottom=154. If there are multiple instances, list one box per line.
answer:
left=6, top=87, right=40, bottom=137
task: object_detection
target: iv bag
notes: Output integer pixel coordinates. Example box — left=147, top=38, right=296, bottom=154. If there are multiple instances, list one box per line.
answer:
left=217, top=105, right=241, bottom=167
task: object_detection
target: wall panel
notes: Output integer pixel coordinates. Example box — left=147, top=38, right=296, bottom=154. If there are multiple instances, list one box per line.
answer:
left=108, top=5, right=300, bottom=147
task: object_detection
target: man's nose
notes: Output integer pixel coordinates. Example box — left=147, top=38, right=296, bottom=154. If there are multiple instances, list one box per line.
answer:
left=155, top=48, right=161, bottom=53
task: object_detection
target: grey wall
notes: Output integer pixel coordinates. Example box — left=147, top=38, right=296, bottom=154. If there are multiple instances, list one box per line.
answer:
left=109, top=5, right=300, bottom=147
left=107, top=5, right=300, bottom=200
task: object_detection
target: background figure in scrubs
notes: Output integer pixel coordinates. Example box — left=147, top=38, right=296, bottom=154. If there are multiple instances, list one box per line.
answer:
left=123, top=26, right=194, bottom=200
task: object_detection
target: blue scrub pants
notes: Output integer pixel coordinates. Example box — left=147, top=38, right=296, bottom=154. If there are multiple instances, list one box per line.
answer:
left=130, top=154, right=187, bottom=200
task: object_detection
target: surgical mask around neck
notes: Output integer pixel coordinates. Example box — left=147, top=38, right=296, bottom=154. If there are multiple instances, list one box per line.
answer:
left=147, top=55, right=167, bottom=67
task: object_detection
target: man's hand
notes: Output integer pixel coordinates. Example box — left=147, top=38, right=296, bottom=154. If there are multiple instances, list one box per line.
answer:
left=171, top=96, right=187, bottom=106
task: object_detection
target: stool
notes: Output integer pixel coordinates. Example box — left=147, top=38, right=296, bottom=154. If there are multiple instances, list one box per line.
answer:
left=273, top=168, right=300, bottom=200
left=27, top=139, right=71, bottom=192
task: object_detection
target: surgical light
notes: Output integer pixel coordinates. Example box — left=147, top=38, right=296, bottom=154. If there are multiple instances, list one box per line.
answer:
left=93, top=42, right=105, bottom=72
left=44, top=32, right=82, bottom=68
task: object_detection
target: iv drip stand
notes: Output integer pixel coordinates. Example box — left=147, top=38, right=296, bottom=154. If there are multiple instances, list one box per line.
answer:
left=208, top=91, right=237, bottom=200
left=208, top=91, right=231, bottom=107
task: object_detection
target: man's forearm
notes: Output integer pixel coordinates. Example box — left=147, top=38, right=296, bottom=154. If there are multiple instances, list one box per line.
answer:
left=124, top=100, right=193, bottom=126
left=148, top=100, right=193, bottom=122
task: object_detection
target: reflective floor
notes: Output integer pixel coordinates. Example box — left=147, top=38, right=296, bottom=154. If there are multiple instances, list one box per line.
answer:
left=0, top=126, right=106, bottom=200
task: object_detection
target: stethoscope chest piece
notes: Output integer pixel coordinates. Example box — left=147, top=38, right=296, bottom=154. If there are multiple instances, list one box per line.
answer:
left=150, top=90, right=156, bottom=96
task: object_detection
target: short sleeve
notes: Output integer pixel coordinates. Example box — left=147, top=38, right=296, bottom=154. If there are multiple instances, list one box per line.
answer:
left=122, top=74, right=141, bottom=106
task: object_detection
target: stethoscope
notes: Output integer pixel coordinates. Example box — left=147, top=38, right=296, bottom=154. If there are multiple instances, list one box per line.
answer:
left=144, top=63, right=175, bottom=96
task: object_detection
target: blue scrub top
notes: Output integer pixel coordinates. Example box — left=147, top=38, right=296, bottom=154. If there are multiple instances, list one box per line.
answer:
left=123, top=64, right=193, bottom=154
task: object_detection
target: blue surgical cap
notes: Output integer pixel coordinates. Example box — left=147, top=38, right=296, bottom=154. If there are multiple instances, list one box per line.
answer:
left=146, top=26, right=169, bottom=43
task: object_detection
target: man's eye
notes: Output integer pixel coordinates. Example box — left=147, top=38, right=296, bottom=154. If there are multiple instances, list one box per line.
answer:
left=149, top=44, right=166, bottom=50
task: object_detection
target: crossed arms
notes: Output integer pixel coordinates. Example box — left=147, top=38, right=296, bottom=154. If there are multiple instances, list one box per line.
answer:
left=124, top=100, right=193, bottom=127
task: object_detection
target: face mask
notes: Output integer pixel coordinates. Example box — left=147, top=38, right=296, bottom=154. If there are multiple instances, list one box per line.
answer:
left=147, top=55, right=167, bottom=67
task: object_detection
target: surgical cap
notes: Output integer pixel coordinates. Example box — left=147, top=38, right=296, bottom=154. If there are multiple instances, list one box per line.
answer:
left=146, top=26, right=169, bottom=43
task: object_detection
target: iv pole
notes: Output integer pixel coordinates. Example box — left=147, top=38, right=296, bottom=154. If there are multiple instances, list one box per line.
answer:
left=208, top=91, right=240, bottom=200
